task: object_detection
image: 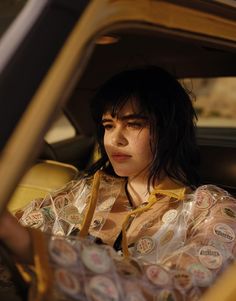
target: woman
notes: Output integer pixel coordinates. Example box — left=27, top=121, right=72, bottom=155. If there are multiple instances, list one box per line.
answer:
left=0, top=67, right=235, bottom=301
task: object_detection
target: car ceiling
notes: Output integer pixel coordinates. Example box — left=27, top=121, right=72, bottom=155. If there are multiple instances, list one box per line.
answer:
left=66, top=28, right=236, bottom=135
left=0, top=0, right=236, bottom=137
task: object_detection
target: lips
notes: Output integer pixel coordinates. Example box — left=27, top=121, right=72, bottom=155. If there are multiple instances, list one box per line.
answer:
left=110, top=152, right=131, bottom=162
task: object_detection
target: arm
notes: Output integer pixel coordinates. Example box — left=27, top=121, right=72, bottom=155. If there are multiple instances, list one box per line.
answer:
left=0, top=210, right=33, bottom=263
left=14, top=177, right=92, bottom=236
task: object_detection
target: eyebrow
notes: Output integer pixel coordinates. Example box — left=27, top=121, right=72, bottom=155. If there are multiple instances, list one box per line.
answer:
left=102, top=114, right=148, bottom=123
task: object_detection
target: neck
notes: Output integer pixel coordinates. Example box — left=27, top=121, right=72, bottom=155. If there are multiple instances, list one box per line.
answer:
left=127, top=176, right=151, bottom=208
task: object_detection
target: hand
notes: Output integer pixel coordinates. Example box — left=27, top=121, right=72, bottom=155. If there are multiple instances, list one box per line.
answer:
left=0, top=210, right=33, bottom=263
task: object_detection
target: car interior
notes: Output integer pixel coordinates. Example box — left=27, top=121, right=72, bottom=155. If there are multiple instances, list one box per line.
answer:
left=0, top=0, right=235, bottom=300
left=0, top=0, right=235, bottom=210
left=12, top=28, right=236, bottom=206
left=5, top=28, right=236, bottom=213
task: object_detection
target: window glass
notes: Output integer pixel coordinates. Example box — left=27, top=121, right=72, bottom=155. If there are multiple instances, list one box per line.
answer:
left=45, top=114, right=76, bottom=143
left=181, top=77, right=236, bottom=127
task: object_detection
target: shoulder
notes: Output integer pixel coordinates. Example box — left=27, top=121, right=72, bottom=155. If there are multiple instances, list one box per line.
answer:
left=192, top=184, right=235, bottom=211
left=189, top=185, right=236, bottom=241
left=70, top=170, right=125, bottom=197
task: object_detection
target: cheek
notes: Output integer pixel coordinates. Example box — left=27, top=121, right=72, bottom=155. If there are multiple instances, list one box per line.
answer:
left=103, top=133, right=110, bottom=151
left=137, top=137, right=153, bottom=163
left=135, top=132, right=151, bottom=152
left=140, top=142, right=153, bottom=159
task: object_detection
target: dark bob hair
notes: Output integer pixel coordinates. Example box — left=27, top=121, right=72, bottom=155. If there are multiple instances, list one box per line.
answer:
left=89, top=66, right=200, bottom=188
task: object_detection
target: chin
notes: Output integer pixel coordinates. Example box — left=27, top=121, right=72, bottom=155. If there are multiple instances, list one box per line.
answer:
left=113, top=168, right=130, bottom=178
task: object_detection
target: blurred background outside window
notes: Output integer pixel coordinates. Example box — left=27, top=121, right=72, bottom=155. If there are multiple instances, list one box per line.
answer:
left=182, top=77, right=236, bottom=127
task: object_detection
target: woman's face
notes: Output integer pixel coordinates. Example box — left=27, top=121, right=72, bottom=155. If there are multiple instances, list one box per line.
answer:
left=102, top=99, right=153, bottom=181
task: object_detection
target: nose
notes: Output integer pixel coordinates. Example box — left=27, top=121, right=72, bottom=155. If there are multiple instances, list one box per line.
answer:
left=111, top=127, right=128, bottom=146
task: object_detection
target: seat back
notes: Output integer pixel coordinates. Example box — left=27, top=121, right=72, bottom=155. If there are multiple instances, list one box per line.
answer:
left=198, top=144, right=236, bottom=196
left=8, top=160, right=79, bottom=212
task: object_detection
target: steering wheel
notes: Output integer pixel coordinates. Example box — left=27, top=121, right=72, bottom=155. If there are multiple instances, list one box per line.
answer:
left=0, top=242, right=29, bottom=300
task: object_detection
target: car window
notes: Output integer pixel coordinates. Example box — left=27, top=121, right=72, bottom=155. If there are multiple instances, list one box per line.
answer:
left=44, top=113, right=76, bottom=144
left=182, top=77, right=236, bottom=127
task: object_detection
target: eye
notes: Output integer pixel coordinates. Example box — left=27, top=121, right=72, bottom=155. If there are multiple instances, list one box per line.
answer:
left=102, top=123, right=113, bottom=130
left=127, top=122, right=144, bottom=129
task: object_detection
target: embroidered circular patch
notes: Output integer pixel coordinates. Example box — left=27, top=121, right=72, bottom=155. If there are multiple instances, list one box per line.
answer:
left=173, top=270, right=193, bottom=291
left=23, top=210, right=44, bottom=228
left=49, top=238, right=78, bottom=266
left=87, top=275, right=119, bottom=301
left=198, top=246, right=222, bottom=269
left=63, top=205, right=81, bottom=224
left=213, top=223, right=235, bottom=243
left=195, top=190, right=213, bottom=210
left=81, top=245, right=111, bottom=273
left=187, top=263, right=212, bottom=287
left=222, top=207, right=236, bottom=219
left=54, top=194, right=68, bottom=210
left=135, top=236, right=156, bottom=255
left=55, top=268, right=80, bottom=296
left=146, top=265, right=170, bottom=287
left=160, top=230, right=174, bottom=246
left=162, top=209, right=178, bottom=224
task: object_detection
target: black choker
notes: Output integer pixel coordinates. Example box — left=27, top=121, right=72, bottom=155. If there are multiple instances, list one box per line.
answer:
left=125, top=181, right=134, bottom=208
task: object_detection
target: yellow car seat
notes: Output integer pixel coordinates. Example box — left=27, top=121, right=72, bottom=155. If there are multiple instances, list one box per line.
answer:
left=8, top=160, right=79, bottom=213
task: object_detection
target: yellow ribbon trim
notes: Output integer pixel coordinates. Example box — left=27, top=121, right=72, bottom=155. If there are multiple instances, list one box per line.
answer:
left=151, top=187, right=186, bottom=201
left=78, top=172, right=187, bottom=258
left=16, top=263, right=32, bottom=283
left=121, top=196, right=159, bottom=258
left=79, top=170, right=101, bottom=238
left=28, top=228, right=53, bottom=301
left=121, top=185, right=187, bottom=258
